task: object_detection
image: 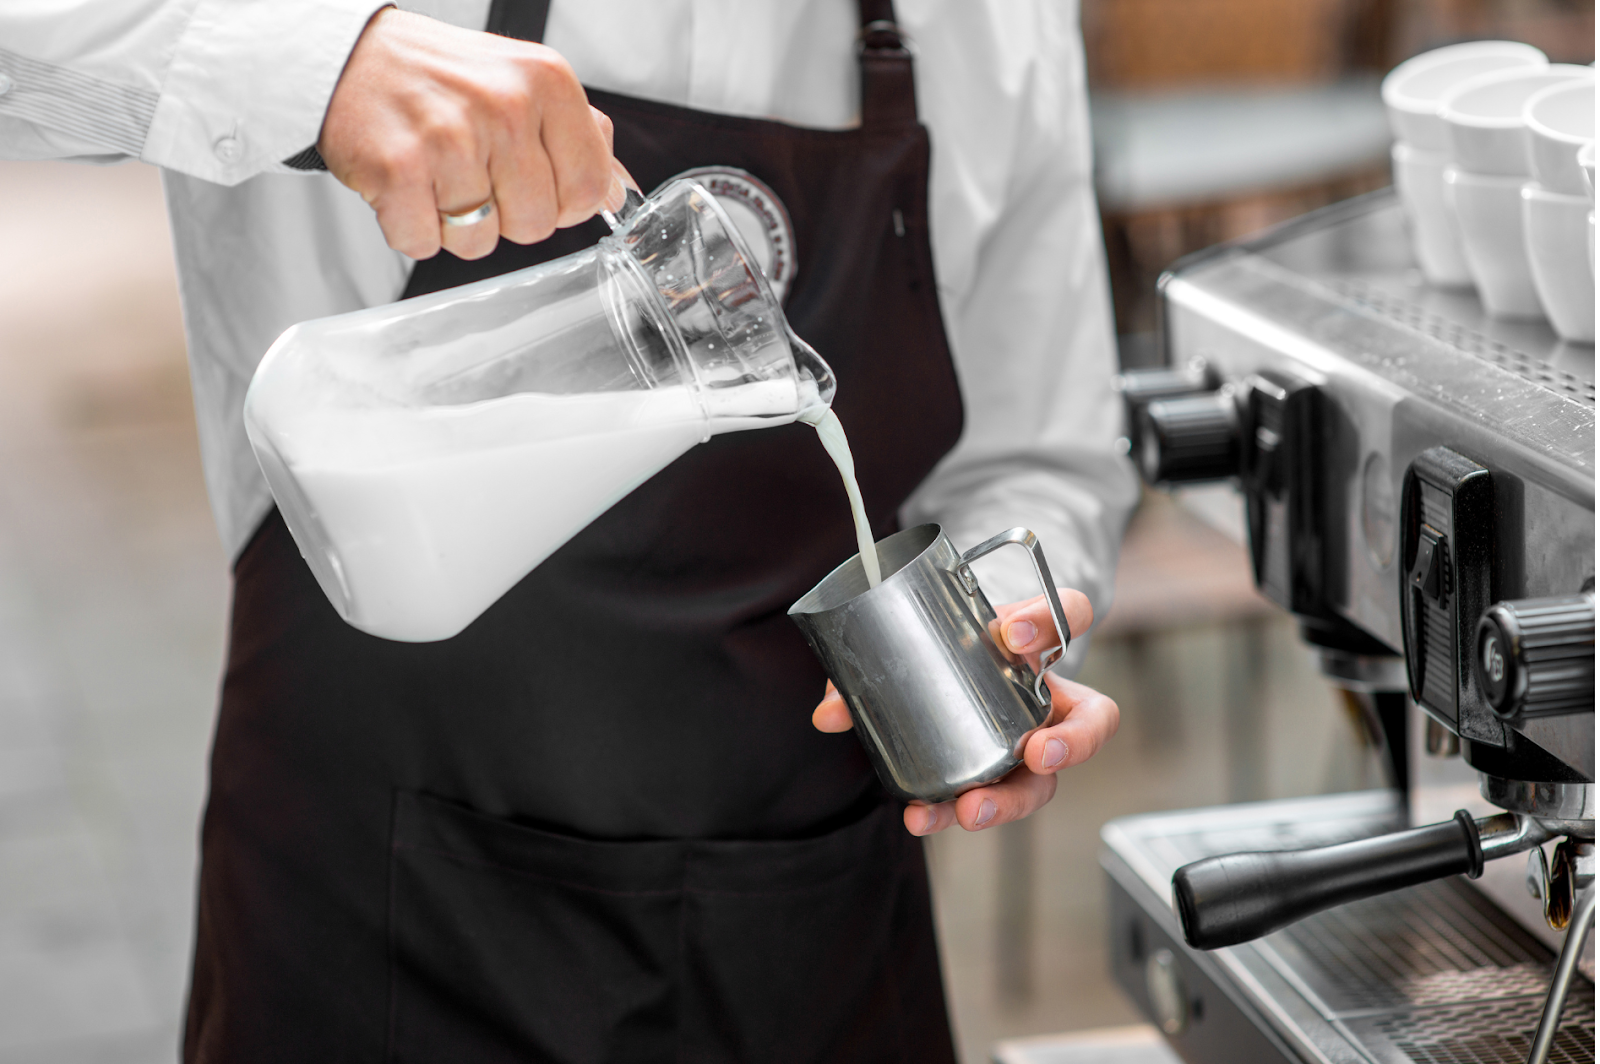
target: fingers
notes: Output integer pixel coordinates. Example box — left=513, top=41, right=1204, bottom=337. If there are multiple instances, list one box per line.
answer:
left=811, top=682, right=854, bottom=733
left=539, top=66, right=616, bottom=229
left=901, top=675, right=1119, bottom=837
left=905, top=767, right=1059, bottom=836
left=590, top=106, right=614, bottom=151
left=955, top=769, right=1058, bottom=830
left=367, top=153, right=446, bottom=259
left=318, top=10, right=625, bottom=257
left=995, top=587, right=1094, bottom=665
left=1021, top=674, right=1120, bottom=774
left=584, top=106, right=635, bottom=212
left=904, top=801, right=956, bottom=836
left=488, top=49, right=585, bottom=241
left=436, top=163, right=499, bottom=260
left=489, top=116, right=558, bottom=245
left=612, top=158, right=640, bottom=200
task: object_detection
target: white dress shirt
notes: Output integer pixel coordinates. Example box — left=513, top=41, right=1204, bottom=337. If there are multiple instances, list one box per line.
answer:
left=1, top=0, right=1136, bottom=670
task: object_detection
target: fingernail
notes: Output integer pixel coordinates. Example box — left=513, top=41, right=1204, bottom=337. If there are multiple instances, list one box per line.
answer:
left=1007, top=620, right=1036, bottom=649
left=1043, top=738, right=1068, bottom=768
left=921, top=807, right=939, bottom=834
left=974, top=798, right=996, bottom=828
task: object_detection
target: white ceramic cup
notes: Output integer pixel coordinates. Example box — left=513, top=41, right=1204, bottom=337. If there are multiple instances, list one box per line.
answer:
left=1583, top=142, right=1597, bottom=278
left=1393, top=143, right=1474, bottom=286
left=1445, top=168, right=1544, bottom=319
left=1383, top=42, right=1547, bottom=151
left=1523, top=80, right=1596, bottom=196
left=1571, top=136, right=1592, bottom=309
left=1589, top=209, right=1596, bottom=278
left=1440, top=65, right=1591, bottom=176
left=1522, top=185, right=1595, bottom=342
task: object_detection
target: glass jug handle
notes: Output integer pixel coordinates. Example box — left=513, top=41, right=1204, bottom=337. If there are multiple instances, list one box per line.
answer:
left=600, top=187, right=646, bottom=233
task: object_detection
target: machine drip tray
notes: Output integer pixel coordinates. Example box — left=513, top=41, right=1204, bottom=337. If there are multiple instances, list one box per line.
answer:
left=1102, top=792, right=1595, bottom=1064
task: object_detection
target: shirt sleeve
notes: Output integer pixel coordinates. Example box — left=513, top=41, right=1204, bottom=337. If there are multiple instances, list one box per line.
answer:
left=901, top=2, right=1139, bottom=675
left=0, top=0, right=389, bottom=183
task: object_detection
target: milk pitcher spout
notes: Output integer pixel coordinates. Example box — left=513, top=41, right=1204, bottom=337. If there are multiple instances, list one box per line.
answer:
left=244, top=179, right=830, bottom=642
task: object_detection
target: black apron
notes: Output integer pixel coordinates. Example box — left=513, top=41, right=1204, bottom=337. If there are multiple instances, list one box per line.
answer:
left=185, top=1, right=965, bottom=1060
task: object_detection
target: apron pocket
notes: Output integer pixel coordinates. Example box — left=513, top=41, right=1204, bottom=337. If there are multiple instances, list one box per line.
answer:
left=678, top=801, right=954, bottom=1064
left=386, top=791, right=684, bottom=1064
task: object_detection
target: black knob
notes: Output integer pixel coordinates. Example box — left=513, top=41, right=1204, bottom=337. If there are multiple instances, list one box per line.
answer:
left=1137, top=391, right=1241, bottom=485
left=1115, top=361, right=1219, bottom=461
left=1114, top=360, right=1218, bottom=408
left=1476, top=593, right=1595, bottom=720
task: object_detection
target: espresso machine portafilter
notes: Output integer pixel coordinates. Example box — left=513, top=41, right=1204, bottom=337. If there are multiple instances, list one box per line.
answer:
left=1105, top=192, right=1593, bottom=1064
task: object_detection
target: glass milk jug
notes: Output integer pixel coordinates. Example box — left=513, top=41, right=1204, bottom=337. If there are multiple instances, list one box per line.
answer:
left=244, top=179, right=835, bottom=643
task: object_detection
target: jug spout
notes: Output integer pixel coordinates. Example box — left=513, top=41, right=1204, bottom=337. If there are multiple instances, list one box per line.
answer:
left=791, top=332, right=836, bottom=426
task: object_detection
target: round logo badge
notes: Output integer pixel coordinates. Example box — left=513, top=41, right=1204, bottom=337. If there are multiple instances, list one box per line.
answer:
left=673, top=166, right=798, bottom=303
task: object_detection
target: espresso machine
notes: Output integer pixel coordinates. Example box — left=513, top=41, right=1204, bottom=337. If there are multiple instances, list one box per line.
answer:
left=1101, top=189, right=1594, bottom=1064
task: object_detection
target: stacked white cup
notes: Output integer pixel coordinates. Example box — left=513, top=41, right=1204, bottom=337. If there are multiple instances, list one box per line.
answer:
left=1519, top=80, right=1595, bottom=342
left=1579, top=142, right=1596, bottom=277
left=1439, top=64, right=1592, bottom=323
left=1382, top=42, right=1546, bottom=287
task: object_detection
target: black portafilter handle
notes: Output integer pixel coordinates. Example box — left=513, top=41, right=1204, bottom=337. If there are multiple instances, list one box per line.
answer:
left=1173, top=810, right=1484, bottom=951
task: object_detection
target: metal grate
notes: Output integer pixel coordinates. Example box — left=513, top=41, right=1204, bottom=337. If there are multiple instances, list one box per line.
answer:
left=1352, top=993, right=1596, bottom=1064
left=1109, top=798, right=1594, bottom=1064
left=1328, top=280, right=1596, bottom=407
left=1267, top=878, right=1555, bottom=1012
left=1164, top=818, right=1391, bottom=867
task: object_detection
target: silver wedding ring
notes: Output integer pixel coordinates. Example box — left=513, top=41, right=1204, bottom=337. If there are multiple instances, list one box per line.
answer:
left=440, top=199, right=494, bottom=227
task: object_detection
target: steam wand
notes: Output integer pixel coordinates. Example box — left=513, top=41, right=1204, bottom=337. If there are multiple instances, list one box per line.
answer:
left=1526, top=881, right=1594, bottom=1064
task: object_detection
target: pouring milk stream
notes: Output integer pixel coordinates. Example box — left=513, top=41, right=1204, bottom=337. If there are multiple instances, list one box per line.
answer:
left=810, top=409, right=882, bottom=588
left=245, top=179, right=883, bottom=640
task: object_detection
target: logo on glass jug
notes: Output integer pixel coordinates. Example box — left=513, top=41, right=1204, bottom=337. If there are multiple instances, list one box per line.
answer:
left=673, top=166, right=797, bottom=303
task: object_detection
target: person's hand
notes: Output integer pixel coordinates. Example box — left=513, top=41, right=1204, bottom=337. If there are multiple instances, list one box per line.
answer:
left=811, top=588, right=1119, bottom=836
left=317, top=8, right=634, bottom=261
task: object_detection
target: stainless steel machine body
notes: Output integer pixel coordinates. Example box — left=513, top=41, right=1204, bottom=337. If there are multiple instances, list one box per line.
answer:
left=1104, top=792, right=1594, bottom=1064
left=1103, top=190, right=1594, bottom=1064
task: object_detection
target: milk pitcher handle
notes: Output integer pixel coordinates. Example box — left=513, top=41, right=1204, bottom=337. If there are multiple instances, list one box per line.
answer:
left=954, top=528, right=1071, bottom=706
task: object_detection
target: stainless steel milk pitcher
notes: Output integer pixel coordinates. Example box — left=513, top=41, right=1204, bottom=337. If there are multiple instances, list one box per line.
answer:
left=788, top=524, right=1072, bottom=803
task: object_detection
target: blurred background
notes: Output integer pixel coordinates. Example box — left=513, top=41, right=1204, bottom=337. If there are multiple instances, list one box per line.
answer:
left=0, top=1, right=1591, bottom=1062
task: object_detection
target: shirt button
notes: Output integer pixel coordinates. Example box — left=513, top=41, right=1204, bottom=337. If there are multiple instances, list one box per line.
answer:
left=213, top=136, right=243, bottom=163
left=0, top=73, right=14, bottom=97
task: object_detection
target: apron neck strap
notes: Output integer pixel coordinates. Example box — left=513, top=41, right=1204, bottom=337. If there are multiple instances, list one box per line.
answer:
left=484, top=0, right=917, bottom=130
left=856, top=0, right=917, bottom=129
left=487, top=0, right=551, bottom=43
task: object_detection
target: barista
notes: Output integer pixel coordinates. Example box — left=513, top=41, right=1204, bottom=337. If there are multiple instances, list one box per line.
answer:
left=3, top=1, right=1135, bottom=1059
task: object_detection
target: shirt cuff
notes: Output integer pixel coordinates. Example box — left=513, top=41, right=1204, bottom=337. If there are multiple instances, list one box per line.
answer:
left=141, top=0, right=390, bottom=184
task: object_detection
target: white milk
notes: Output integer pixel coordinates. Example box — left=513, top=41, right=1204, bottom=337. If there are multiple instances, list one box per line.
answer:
left=270, top=373, right=874, bottom=642
left=280, top=387, right=707, bottom=641
left=811, top=410, right=882, bottom=588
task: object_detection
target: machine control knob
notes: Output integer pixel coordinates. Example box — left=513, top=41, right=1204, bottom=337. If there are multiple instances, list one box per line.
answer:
left=1114, top=360, right=1218, bottom=410
left=1475, top=593, right=1595, bottom=720
left=1137, top=390, right=1241, bottom=485
left=1114, top=360, right=1219, bottom=463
